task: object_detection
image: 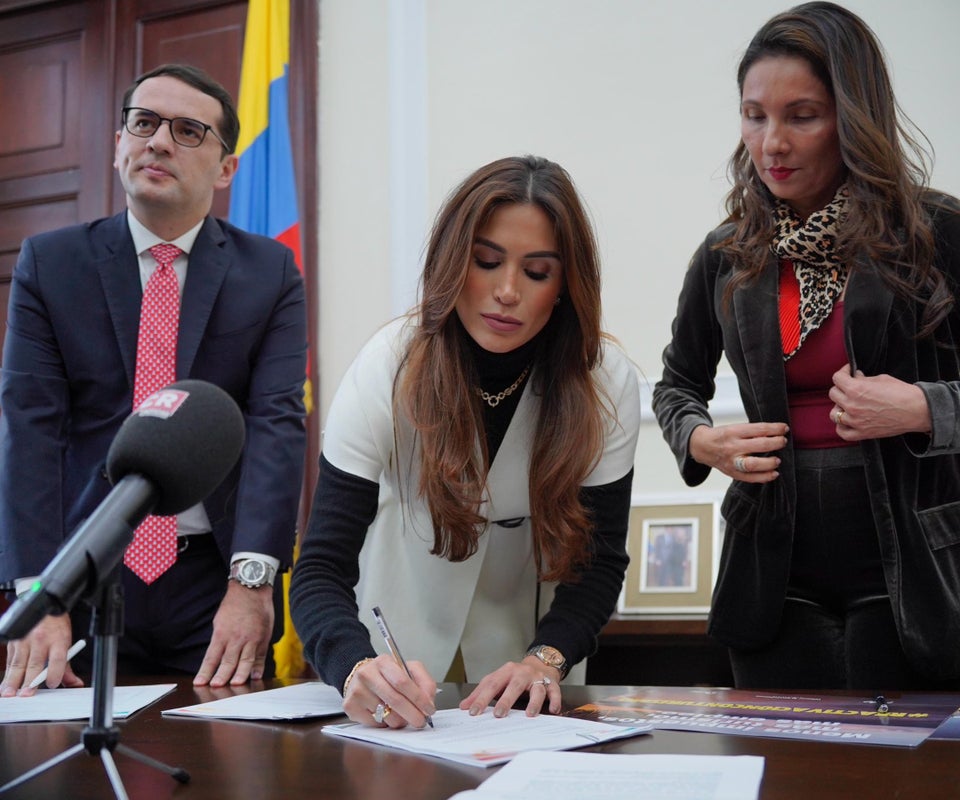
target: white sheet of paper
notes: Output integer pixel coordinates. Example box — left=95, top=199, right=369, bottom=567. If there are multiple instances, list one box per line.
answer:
left=0, top=684, right=176, bottom=724
left=161, top=681, right=344, bottom=720
left=448, top=750, right=765, bottom=800
left=323, top=707, right=652, bottom=767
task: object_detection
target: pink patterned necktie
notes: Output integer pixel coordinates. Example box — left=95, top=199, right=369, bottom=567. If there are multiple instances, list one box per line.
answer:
left=124, top=243, right=182, bottom=584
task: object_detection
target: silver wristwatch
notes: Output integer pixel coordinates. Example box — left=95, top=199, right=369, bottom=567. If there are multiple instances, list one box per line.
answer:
left=229, top=558, right=277, bottom=588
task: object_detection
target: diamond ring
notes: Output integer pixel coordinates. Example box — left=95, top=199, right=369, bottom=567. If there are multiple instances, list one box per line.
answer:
left=373, top=702, right=392, bottom=724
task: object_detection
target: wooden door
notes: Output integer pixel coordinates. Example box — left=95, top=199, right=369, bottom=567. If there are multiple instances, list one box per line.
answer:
left=0, top=0, right=113, bottom=357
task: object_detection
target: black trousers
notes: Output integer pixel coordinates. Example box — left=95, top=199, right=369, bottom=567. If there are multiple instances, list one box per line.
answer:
left=70, top=534, right=281, bottom=679
left=730, top=446, right=960, bottom=691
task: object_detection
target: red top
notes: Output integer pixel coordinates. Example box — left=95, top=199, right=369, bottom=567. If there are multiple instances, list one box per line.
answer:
left=780, top=261, right=847, bottom=449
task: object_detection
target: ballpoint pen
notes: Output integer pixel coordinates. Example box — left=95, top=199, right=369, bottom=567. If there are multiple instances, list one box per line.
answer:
left=372, top=606, right=434, bottom=728
left=27, top=639, right=87, bottom=690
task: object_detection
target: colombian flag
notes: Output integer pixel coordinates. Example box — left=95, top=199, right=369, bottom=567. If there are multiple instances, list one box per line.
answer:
left=230, top=0, right=309, bottom=679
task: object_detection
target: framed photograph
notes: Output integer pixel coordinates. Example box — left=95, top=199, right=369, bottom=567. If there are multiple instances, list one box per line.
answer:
left=618, top=496, right=722, bottom=614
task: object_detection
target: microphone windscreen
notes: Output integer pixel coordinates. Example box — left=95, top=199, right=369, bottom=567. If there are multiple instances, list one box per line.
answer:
left=106, top=380, right=245, bottom=515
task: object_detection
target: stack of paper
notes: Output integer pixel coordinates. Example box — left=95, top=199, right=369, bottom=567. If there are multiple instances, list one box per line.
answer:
left=323, top=707, right=652, bottom=768
left=447, top=751, right=765, bottom=799
left=162, top=681, right=344, bottom=720
left=0, top=685, right=176, bottom=724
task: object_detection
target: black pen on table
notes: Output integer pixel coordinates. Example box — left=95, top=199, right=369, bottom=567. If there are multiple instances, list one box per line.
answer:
left=372, top=606, right=434, bottom=728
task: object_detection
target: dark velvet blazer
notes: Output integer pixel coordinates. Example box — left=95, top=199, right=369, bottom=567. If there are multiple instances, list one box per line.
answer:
left=0, top=212, right=307, bottom=581
left=653, top=192, right=960, bottom=680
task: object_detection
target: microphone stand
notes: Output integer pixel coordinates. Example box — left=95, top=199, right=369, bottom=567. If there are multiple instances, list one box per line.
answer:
left=0, top=573, right=189, bottom=799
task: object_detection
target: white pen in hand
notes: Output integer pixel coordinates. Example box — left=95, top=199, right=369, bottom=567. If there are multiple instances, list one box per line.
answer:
left=372, top=607, right=434, bottom=728
left=27, top=639, right=87, bottom=690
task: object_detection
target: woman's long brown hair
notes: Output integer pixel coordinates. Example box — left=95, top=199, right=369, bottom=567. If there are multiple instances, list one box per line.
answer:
left=720, top=1, right=952, bottom=335
left=394, top=155, right=608, bottom=583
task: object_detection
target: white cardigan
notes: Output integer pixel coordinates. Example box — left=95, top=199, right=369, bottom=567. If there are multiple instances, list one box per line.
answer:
left=322, top=318, right=641, bottom=682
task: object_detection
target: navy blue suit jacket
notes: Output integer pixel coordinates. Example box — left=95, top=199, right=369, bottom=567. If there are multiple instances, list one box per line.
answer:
left=0, top=212, right=308, bottom=581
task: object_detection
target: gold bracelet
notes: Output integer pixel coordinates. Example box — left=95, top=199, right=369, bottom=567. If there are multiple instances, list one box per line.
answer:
left=342, top=657, right=374, bottom=695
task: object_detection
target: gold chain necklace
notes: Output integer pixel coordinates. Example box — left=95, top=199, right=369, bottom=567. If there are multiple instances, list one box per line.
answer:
left=476, top=365, right=530, bottom=408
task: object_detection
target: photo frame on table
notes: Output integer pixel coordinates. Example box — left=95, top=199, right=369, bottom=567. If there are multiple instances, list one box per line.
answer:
left=618, top=496, right=723, bottom=614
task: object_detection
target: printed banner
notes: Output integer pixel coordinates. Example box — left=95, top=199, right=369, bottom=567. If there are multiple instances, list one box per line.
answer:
left=567, top=686, right=960, bottom=748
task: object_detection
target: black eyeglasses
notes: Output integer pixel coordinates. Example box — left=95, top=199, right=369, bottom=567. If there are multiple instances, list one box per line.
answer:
left=121, top=107, right=229, bottom=151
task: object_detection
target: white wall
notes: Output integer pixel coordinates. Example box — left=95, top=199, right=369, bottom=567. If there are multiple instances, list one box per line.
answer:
left=317, top=0, right=960, bottom=498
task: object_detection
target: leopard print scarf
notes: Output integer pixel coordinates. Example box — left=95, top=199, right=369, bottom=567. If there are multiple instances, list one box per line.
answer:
left=772, top=185, right=848, bottom=359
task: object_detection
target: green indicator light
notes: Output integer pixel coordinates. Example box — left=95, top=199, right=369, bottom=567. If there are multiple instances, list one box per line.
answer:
left=30, top=580, right=43, bottom=594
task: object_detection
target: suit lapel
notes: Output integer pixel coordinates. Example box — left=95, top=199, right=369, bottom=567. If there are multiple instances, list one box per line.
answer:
left=178, top=217, right=229, bottom=377
left=842, top=265, right=893, bottom=374
left=96, top=214, right=142, bottom=389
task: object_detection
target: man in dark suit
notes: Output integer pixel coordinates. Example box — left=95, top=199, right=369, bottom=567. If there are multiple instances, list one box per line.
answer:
left=0, top=64, right=307, bottom=694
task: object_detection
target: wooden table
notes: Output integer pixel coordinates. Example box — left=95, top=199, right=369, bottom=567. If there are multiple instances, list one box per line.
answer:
left=1, top=681, right=958, bottom=799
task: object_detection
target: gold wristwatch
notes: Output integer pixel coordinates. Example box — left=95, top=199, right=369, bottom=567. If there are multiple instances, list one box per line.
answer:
left=525, top=645, right=568, bottom=678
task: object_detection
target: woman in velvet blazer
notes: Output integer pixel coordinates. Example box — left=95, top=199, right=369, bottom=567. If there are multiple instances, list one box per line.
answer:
left=653, top=2, right=960, bottom=689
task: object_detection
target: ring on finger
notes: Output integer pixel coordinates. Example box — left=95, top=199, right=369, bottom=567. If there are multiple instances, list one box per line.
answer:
left=373, top=702, right=392, bottom=724
left=733, top=455, right=747, bottom=473
left=836, top=408, right=845, bottom=425
left=531, top=676, right=552, bottom=687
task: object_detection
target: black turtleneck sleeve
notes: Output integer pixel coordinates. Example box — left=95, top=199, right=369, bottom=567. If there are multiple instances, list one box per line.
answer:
left=290, top=453, right=380, bottom=692
left=529, top=468, right=634, bottom=668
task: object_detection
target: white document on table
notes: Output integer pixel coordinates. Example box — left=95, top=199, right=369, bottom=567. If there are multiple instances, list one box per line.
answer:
left=323, top=707, right=652, bottom=767
left=0, top=684, right=176, bottom=724
left=448, top=750, right=765, bottom=799
left=162, top=681, right=344, bottom=720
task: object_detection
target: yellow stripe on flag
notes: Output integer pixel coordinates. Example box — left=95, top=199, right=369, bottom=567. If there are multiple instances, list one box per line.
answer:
left=235, top=0, right=308, bottom=679
left=235, top=0, right=290, bottom=156
left=274, top=540, right=306, bottom=678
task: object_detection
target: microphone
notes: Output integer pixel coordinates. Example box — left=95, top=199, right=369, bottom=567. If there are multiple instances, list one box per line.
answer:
left=0, top=380, right=245, bottom=642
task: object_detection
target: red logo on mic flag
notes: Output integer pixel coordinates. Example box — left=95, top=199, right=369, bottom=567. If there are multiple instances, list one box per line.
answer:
left=135, top=388, right=189, bottom=418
